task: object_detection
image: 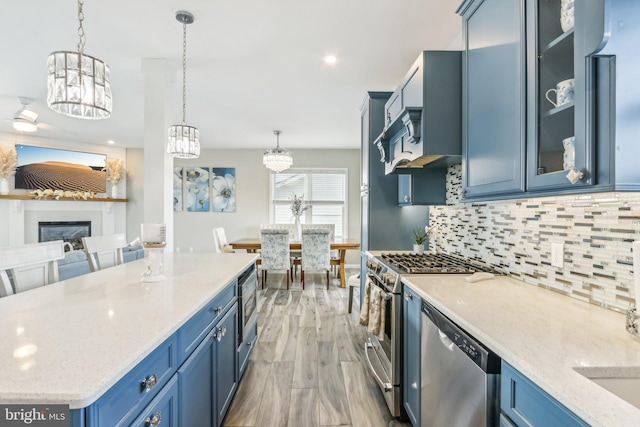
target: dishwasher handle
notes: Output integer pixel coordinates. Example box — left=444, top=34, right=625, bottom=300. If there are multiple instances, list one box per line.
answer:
left=438, top=329, right=455, bottom=352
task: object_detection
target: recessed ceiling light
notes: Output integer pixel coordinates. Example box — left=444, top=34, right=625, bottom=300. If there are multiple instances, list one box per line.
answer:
left=107, top=140, right=115, bottom=145
left=324, top=55, right=337, bottom=64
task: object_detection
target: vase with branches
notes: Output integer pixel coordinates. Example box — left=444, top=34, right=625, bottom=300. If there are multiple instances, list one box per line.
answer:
left=0, top=146, right=18, bottom=195
left=291, top=194, right=310, bottom=239
left=106, top=158, right=125, bottom=198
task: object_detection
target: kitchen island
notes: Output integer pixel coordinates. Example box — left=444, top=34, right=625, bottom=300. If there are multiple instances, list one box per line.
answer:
left=0, top=252, right=258, bottom=426
left=403, top=274, right=640, bottom=427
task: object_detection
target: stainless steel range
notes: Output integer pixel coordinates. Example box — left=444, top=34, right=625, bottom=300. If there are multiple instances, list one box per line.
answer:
left=363, top=251, right=494, bottom=417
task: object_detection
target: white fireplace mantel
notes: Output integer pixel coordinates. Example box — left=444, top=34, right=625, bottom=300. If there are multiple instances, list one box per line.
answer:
left=0, top=199, right=127, bottom=248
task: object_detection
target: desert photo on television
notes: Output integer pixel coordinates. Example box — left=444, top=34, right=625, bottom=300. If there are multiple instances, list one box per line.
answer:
left=14, top=144, right=107, bottom=193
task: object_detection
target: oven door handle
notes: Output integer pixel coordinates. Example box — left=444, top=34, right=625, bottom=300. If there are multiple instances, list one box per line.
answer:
left=364, top=339, right=393, bottom=391
left=366, top=274, right=393, bottom=300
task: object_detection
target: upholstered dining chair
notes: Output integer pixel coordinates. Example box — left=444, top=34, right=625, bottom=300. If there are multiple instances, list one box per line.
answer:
left=0, top=240, right=65, bottom=297
left=260, top=228, right=291, bottom=289
left=262, top=223, right=300, bottom=276
left=301, top=223, right=339, bottom=276
left=82, top=234, right=127, bottom=272
left=300, top=228, right=331, bottom=290
left=212, top=227, right=235, bottom=253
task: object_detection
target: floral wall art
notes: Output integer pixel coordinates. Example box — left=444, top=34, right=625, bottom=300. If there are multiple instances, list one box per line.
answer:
left=185, top=167, right=210, bottom=212
left=211, top=168, right=236, bottom=212
left=173, top=166, right=236, bottom=213
left=173, top=167, right=183, bottom=212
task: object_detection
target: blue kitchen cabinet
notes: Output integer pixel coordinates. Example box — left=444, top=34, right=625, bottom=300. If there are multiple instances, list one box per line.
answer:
left=214, top=303, right=238, bottom=426
left=398, top=171, right=446, bottom=206
left=460, top=0, right=638, bottom=199
left=402, top=285, right=421, bottom=426
left=178, top=303, right=238, bottom=427
left=131, top=374, right=179, bottom=427
left=76, top=280, right=244, bottom=427
left=457, top=0, right=526, bottom=199
left=501, top=361, right=588, bottom=427
left=178, top=328, right=215, bottom=427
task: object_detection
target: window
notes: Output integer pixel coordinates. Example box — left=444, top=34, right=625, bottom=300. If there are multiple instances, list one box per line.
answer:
left=270, top=168, right=348, bottom=238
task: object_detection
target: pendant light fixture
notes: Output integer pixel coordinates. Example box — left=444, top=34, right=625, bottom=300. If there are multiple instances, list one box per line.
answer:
left=263, top=130, right=293, bottom=173
left=47, top=0, right=112, bottom=119
left=167, top=11, right=200, bottom=159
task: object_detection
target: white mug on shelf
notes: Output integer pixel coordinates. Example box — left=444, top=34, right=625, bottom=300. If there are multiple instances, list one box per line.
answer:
left=561, top=0, right=575, bottom=32
left=545, top=78, right=575, bottom=108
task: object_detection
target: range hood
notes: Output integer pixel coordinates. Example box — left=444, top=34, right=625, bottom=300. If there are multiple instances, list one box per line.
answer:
left=373, top=51, right=462, bottom=175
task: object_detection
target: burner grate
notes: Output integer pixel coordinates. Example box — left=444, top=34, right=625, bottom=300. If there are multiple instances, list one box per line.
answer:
left=380, top=252, right=494, bottom=274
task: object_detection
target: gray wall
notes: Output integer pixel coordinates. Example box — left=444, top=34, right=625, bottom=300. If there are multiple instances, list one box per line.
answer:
left=127, top=148, right=361, bottom=263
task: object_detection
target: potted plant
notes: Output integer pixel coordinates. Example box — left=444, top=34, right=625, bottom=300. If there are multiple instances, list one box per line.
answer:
left=412, top=226, right=427, bottom=255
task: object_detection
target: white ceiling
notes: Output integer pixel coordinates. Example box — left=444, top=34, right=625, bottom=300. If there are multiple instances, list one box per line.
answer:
left=0, top=0, right=462, bottom=150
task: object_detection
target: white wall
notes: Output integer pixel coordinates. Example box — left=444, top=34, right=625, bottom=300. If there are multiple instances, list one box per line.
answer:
left=126, top=148, right=361, bottom=263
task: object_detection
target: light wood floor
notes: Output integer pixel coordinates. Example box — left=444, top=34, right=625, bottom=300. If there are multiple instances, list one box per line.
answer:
left=224, top=270, right=410, bottom=427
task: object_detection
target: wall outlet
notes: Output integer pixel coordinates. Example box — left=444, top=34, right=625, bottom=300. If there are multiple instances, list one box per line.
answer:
left=551, top=242, right=564, bottom=268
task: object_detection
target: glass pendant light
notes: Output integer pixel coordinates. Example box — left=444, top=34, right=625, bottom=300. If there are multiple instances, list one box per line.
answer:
left=263, top=130, right=293, bottom=173
left=47, top=0, right=112, bottom=119
left=167, top=11, right=200, bottom=159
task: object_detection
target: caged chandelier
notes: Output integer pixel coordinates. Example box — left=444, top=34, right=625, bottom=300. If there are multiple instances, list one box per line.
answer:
left=47, top=0, right=112, bottom=119
left=263, top=130, right=293, bottom=173
left=167, top=11, right=200, bottom=159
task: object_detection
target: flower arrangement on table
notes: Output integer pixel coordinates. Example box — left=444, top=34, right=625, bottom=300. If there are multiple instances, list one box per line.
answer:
left=106, top=158, right=125, bottom=186
left=290, top=194, right=310, bottom=218
left=30, top=189, right=96, bottom=200
left=0, top=146, right=18, bottom=180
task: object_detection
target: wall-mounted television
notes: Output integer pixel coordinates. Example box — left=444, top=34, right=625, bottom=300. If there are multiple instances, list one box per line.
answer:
left=15, top=144, right=107, bottom=192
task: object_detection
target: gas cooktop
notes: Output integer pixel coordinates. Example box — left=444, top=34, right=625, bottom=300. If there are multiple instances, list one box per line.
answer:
left=379, top=252, right=495, bottom=274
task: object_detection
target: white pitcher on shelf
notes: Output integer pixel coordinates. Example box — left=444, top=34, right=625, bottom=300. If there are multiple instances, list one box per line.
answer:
left=561, top=0, right=574, bottom=32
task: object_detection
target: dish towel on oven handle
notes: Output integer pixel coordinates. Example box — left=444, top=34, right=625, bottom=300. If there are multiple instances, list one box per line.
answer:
left=372, top=287, right=386, bottom=341
left=359, top=279, right=386, bottom=341
left=359, top=276, right=372, bottom=326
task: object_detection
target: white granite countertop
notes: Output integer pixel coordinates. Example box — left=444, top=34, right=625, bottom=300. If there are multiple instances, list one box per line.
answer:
left=402, top=274, right=640, bottom=427
left=0, top=253, right=257, bottom=409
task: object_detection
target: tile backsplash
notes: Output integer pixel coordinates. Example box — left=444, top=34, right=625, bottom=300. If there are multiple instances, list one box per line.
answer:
left=429, top=164, right=640, bottom=313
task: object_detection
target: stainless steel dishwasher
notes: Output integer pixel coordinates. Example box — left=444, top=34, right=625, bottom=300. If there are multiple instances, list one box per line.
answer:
left=421, top=299, right=501, bottom=427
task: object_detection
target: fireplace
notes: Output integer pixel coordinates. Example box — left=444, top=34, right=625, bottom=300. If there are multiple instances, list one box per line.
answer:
left=39, top=221, right=91, bottom=251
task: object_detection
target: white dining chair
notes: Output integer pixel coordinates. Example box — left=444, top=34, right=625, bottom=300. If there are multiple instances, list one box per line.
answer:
left=212, top=227, right=235, bottom=253
left=82, top=234, right=127, bottom=272
left=300, top=228, right=331, bottom=289
left=0, top=240, right=65, bottom=297
left=260, top=228, right=291, bottom=289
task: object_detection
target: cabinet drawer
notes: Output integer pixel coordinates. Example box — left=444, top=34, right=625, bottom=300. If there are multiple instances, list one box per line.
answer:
left=238, top=318, right=257, bottom=379
left=501, top=362, right=588, bottom=427
left=89, top=334, right=178, bottom=427
left=177, top=282, right=237, bottom=365
left=130, top=374, right=179, bottom=427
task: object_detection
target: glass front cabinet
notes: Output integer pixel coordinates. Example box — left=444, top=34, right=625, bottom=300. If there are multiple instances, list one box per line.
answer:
left=459, top=0, right=640, bottom=199
left=525, top=0, right=607, bottom=192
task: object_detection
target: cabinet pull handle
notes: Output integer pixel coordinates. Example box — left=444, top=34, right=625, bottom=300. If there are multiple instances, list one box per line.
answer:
left=140, top=374, right=158, bottom=393
left=145, top=411, right=162, bottom=427
left=404, top=195, right=410, bottom=202
left=214, top=327, right=224, bottom=342
left=404, top=292, right=413, bottom=301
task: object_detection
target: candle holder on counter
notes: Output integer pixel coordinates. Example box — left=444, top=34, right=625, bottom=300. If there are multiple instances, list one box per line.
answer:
left=625, top=305, right=640, bottom=338
left=141, top=223, right=166, bottom=283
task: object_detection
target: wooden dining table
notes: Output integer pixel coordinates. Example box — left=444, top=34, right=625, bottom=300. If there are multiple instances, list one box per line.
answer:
left=229, top=238, right=360, bottom=288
